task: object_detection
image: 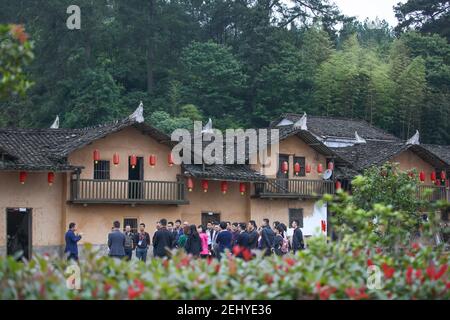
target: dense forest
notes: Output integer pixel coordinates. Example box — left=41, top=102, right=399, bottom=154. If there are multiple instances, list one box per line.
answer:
left=0, top=0, right=449, bottom=144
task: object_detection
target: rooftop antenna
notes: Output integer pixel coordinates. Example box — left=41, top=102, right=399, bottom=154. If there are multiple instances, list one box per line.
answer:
left=129, top=101, right=144, bottom=123
left=293, top=113, right=307, bottom=130
left=354, top=131, right=366, bottom=144
left=406, top=130, right=420, bottom=145
left=50, top=115, right=60, bottom=129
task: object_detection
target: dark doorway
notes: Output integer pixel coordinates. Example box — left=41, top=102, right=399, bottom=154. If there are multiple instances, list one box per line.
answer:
left=276, top=154, right=290, bottom=192
left=202, top=212, right=221, bottom=226
left=128, top=156, right=144, bottom=199
left=7, top=208, right=32, bottom=260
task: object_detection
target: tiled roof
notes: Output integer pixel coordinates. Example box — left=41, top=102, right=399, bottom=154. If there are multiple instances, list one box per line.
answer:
left=331, top=141, right=450, bottom=171
left=271, top=113, right=400, bottom=141
left=183, top=164, right=266, bottom=182
left=422, top=144, right=450, bottom=165
left=0, top=118, right=171, bottom=171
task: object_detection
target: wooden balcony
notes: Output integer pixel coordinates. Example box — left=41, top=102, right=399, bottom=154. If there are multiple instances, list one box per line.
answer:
left=70, top=178, right=188, bottom=205
left=417, top=185, right=449, bottom=202
left=253, top=178, right=335, bottom=199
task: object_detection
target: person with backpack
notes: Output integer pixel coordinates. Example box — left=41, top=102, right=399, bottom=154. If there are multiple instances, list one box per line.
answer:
left=273, top=224, right=289, bottom=256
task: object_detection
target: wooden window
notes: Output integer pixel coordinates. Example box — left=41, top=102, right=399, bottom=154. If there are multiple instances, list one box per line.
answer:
left=293, top=156, right=306, bottom=177
left=94, top=160, right=110, bottom=180
left=123, top=218, right=138, bottom=233
left=289, top=208, right=303, bottom=228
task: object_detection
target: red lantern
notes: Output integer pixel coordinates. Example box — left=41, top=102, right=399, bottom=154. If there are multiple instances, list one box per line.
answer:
left=149, top=155, right=156, bottom=168
left=435, top=179, right=441, bottom=186
left=168, top=153, right=174, bottom=167
left=19, top=171, right=27, bottom=184
left=130, top=155, right=137, bottom=169
left=306, top=164, right=311, bottom=174
left=321, top=220, right=326, bottom=232
left=440, top=170, right=446, bottom=181
left=187, top=177, right=194, bottom=192
left=239, top=182, right=246, bottom=195
left=317, top=163, right=323, bottom=174
left=48, top=172, right=55, bottom=186
left=294, top=162, right=301, bottom=176
left=327, top=162, right=334, bottom=171
left=431, top=171, right=436, bottom=182
left=93, top=149, right=100, bottom=164
left=281, top=161, right=288, bottom=174
left=113, top=153, right=120, bottom=166
left=335, top=180, right=342, bottom=190
left=201, top=180, right=209, bottom=193
left=419, top=171, right=425, bottom=182
left=221, top=181, right=228, bottom=194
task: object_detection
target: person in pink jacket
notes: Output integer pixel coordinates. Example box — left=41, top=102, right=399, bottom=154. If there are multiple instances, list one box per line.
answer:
left=198, top=225, right=210, bottom=258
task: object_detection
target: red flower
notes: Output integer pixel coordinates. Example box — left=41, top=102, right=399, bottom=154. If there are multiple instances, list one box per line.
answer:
left=285, top=257, right=296, bottom=267
left=318, top=285, right=337, bottom=300
left=411, top=242, right=420, bottom=250
left=426, top=264, right=436, bottom=280
left=357, top=287, right=369, bottom=300
left=180, top=256, right=190, bottom=267
left=345, top=287, right=368, bottom=300
left=367, top=259, right=374, bottom=267
left=406, top=266, right=413, bottom=285
left=375, top=247, right=382, bottom=254
left=264, top=274, right=274, bottom=285
left=134, top=279, right=145, bottom=291
left=128, top=279, right=145, bottom=300
left=10, top=24, right=28, bottom=44
left=345, top=287, right=357, bottom=299
left=446, top=282, right=450, bottom=290
left=242, top=248, right=252, bottom=261
left=382, top=263, right=395, bottom=279
left=415, top=269, right=422, bottom=280
left=104, top=283, right=112, bottom=292
left=434, top=264, right=448, bottom=281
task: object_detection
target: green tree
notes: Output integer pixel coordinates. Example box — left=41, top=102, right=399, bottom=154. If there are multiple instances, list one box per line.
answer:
left=178, top=41, right=247, bottom=123
left=0, top=24, right=33, bottom=99
left=394, top=0, right=450, bottom=41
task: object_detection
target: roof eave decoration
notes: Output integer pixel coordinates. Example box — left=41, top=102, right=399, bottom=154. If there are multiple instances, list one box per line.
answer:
left=50, top=115, right=60, bottom=129
left=406, top=130, right=420, bottom=145
left=354, top=131, right=367, bottom=144
left=293, top=112, right=307, bottom=130
left=129, top=101, right=144, bottom=123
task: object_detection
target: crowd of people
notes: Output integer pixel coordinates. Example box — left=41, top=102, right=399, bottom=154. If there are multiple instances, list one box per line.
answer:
left=64, top=218, right=305, bottom=262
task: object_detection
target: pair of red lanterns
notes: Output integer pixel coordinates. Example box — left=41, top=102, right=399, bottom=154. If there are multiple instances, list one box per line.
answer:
left=281, top=161, right=333, bottom=175
left=18, top=171, right=55, bottom=186
left=187, top=178, right=246, bottom=195
left=94, top=150, right=174, bottom=168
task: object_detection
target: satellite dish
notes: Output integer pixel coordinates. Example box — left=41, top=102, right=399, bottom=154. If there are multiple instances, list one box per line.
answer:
left=323, top=169, right=333, bottom=180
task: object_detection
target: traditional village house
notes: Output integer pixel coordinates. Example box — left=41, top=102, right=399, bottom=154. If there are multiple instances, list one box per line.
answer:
left=0, top=107, right=449, bottom=259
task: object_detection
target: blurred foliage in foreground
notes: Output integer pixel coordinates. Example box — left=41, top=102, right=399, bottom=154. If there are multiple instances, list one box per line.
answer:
left=0, top=163, right=448, bottom=300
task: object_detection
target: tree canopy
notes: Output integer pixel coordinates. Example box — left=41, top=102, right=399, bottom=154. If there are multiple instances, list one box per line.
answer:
left=0, top=0, right=449, bottom=143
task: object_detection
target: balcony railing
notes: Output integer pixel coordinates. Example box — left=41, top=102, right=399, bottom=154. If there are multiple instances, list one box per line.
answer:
left=254, top=178, right=335, bottom=199
left=70, top=178, right=188, bottom=205
left=417, top=185, right=449, bottom=202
